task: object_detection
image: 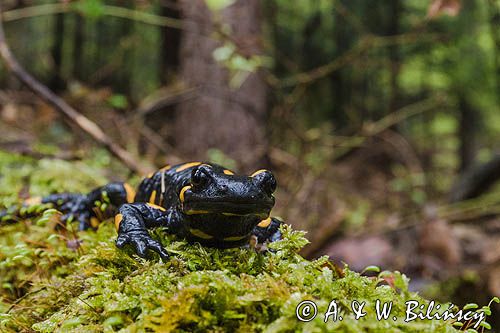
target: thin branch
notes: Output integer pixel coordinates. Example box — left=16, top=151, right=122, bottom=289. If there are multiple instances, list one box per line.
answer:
left=0, top=5, right=150, bottom=174
left=2, top=3, right=69, bottom=21
left=2, top=3, right=183, bottom=29
left=362, top=95, right=446, bottom=136
left=331, top=96, right=444, bottom=161
left=102, top=5, right=183, bottom=29
left=136, top=86, right=198, bottom=117
left=279, top=33, right=441, bottom=88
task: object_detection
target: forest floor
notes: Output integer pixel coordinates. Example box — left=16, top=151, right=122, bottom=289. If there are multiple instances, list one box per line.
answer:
left=0, top=153, right=464, bottom=332
left=0, top=95, right=498, bottom=331
left=0, top=148, right=495, bottom=332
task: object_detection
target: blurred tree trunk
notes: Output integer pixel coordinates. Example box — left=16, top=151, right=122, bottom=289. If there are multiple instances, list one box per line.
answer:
left=50, top=13, right=65, bottom=91
left=159, top=0, right=181, bottom=85
left=330, top=0, right=352, bottom=130
left=456, top=0, right=479, bottom=173
left=458, top=97, right=477, bottom=172
left=488, top=0, right=500, bottom=99
left=174, top=0, right=267, bottom=168
left=387, top=0, right=401, bottom=116
left=72, top=14, right=85, bottom=81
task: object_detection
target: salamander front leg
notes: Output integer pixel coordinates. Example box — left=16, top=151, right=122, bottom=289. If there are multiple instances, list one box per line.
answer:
left=115, top=203, right=177, bottom=260
left=251, top=217, right=283, bottom=245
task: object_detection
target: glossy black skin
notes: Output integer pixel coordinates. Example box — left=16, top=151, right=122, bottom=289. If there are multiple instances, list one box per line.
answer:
left=3, top=162, right=282, bottom=260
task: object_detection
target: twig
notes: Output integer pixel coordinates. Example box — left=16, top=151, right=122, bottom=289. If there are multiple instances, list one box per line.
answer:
left=362, top=95, right=445, bottom=136
left=279, top=43, right=364, bottom=88
left=6, top=287, right=47, bottom=313
left=280, top=33, right=441, bottom=88
left=0, top=5, right=150, bottom=175
left=136, top=86, right=198, bottom=117
left=2, top=3, right=183, bottom=29
left=2, top=3, right=69, bottom=21
left=100, top=5, right=183, bottom=29
left=331, top=96, right=443, bottom=160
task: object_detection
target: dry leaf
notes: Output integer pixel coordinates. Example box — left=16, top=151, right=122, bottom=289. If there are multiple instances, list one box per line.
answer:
left=427, top=0, right=461, bottom=18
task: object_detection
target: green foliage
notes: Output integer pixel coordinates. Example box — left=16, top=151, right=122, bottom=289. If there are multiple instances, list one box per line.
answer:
left=0, top=150, right=108, bottom=207
left=106, top=94, right=129, bottom=110
left=206, top=148, right=237, bottom=171
left=73, top=0, right=105, bottom=19
left=205, top=0, right=236, bottom=11
left=212, top=42, right=271, bottom=88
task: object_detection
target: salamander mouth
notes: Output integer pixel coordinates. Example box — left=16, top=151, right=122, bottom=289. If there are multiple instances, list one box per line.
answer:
left=181, top=200, right=274, bottom=217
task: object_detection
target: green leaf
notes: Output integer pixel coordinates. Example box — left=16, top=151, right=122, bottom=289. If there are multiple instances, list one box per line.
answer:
left=463, top=303, right=478, bottom=310
left=213, top=45, right=235, bottom=62
left=103, top=315, right=123, bottom=327
left=362, top=265, right=381, bottom=274
left=205, top=0, right=236, bottom=11
left=480, top=306, right=491, bottom=315
left=61, top=317, right=84, bottom=329
left=479, top=321, right=491, bottom=330
left=73, top=0, right=105, bottom=19
left=107, top=94, right=129, bottom=109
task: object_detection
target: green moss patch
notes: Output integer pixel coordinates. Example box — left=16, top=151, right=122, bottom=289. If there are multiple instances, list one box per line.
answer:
left=0, top=151, right=466, bottom=332
left=0, top=219, right=462, bottom=332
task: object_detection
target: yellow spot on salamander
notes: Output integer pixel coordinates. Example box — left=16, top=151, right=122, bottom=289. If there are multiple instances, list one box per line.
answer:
left=176, top=162, right=202, bottom=172
left=250, top=169, right=267, bottom=177
left=223, top=235, right=247, bottom=241
left=257, top=217, right=272, bottom=228
left=189, top=228, right=213, bottom=239
left=24, top=196, right=42, bottom=205
left=149, top=190, right=157, bottom=204
left=222, top=212, right=244, bottom=216
left=90, top=217, right=100, bottom=228
left=147, top=172, right=155, bottom=178
left=223, top=169, right=235, bottom=175
left=124, top=183, right=136, bottom=203
left=114, top=213, right=123, bottom=230
left=179, top=185, right=191, bottom=202
left=160, top=164, right=171, bottom=171
left=147, top=203, right=166, bottom=211
left=186, top=210, right=210, bottom=215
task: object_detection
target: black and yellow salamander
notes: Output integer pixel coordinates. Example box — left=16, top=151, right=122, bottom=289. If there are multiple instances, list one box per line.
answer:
left=1, top=162, right=282, bottom=260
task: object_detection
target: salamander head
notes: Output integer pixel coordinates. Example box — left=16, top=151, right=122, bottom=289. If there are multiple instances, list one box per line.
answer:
left=178, top=164, right=276, bottom=219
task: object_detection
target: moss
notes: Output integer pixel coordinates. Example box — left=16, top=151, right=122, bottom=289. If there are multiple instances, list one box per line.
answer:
left=0, top=151, right=463, bottom=332
left=0, top=221, right=462, bottom=332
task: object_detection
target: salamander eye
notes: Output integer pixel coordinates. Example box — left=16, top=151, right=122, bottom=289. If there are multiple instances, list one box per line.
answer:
left=190, top=166, right=211, bottom=187
left=252, top=170, right=277, bottom=195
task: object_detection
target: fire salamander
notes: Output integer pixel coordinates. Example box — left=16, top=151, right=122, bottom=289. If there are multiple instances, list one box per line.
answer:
left=2, top=162, right=282, bottom=260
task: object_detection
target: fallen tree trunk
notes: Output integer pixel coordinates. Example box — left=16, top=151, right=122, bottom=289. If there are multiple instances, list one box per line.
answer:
left=450, top=154, right=500, bottom=202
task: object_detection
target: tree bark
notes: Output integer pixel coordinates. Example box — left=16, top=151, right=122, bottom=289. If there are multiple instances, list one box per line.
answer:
left=50, top=13, right=65, bottom=91
left=458, top=96, right=477, bottom=172
left=387, top=0, right=401, bottom=116
left=72, top=14, right=85, bottom=81
left=330, top=0, right=351, bottom=129
left=159, top=0, right=181, bottom=85
left=450, top=154, right=500, bottom=202
left=174, top=0, right=267, bottom=169
left=488, top=0, right=500, bottom=100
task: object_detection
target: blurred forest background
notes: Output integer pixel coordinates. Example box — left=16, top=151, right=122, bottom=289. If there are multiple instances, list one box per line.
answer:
left=0, top=0, right=499, bottom=326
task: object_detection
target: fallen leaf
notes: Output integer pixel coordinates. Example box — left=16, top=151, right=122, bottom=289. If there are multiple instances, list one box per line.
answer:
left=427, top=0, right=461, bottom=18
